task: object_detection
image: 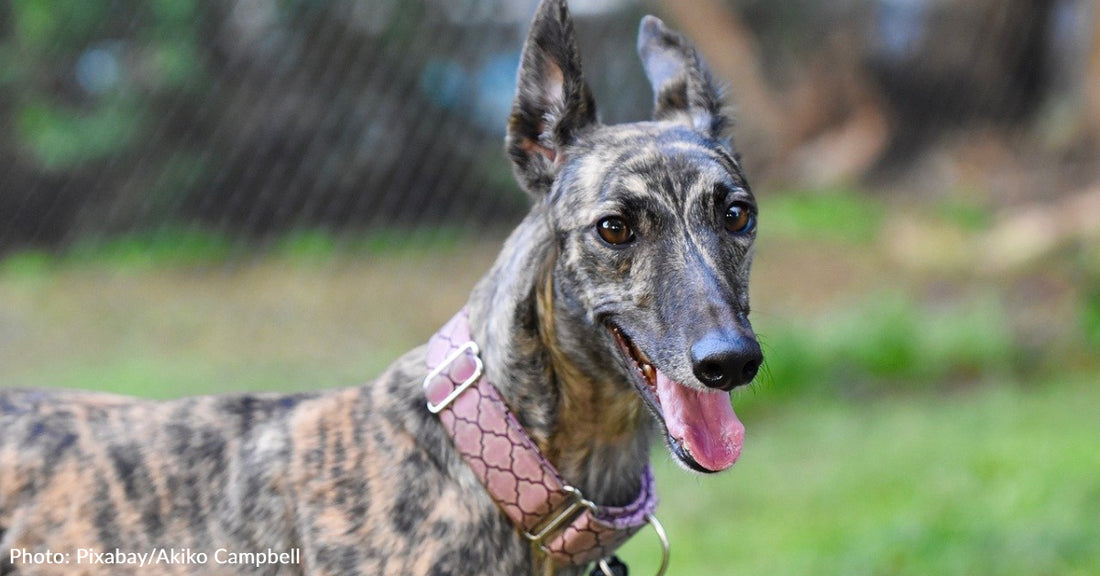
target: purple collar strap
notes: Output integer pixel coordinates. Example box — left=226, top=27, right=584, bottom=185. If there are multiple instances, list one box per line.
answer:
left=423, top=309, right=666, bottom=570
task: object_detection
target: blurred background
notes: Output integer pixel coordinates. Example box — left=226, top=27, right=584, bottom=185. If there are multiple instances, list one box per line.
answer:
left=1, top=0, right=1098, bottom=574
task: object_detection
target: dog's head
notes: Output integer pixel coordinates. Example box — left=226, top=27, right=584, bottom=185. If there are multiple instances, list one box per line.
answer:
left=508, top=0, right=761, bottom=474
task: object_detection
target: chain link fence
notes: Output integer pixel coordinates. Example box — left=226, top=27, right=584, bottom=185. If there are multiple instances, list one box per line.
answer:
left=2, top=0, right=1096, bottom=252
left=0, top=0, right=658, bottom=251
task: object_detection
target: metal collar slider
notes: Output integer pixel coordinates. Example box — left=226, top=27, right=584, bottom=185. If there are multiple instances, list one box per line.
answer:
left=524, top=485, right=597, bottom=547
left=424, top=341, right=483, bottom=414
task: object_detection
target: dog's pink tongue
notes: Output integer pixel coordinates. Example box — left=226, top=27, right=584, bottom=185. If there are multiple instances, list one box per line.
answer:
left=656, top=371, right=744, bottom=472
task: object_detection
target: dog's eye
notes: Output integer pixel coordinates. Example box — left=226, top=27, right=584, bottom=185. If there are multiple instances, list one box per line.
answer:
left=724, top=202, right=756, bottom=235
left=596, top=217, right=635, bottom=245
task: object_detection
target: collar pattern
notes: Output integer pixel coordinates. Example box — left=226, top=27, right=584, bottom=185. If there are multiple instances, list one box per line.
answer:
left=423, top=309, right=658, bottom=566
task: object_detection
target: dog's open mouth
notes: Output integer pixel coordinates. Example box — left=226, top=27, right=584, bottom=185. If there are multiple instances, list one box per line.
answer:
left=610, top=325, right=745, bottom=473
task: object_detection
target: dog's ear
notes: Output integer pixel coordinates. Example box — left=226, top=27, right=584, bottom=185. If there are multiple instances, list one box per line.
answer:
left=507, top=0, right=598, bottom=196
left=637, top=15, right=730, bottom=139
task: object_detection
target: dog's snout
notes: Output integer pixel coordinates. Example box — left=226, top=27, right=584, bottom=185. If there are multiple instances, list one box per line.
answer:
left=691, top=330, right=763, bottom=391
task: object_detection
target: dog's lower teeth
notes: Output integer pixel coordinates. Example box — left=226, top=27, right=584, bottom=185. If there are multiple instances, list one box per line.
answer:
left=641, top=363, right=655, bottom=383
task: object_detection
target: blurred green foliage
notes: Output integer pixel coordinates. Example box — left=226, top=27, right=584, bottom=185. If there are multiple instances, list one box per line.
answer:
left=1082, top=251, right=1100, bottom=347
left=762, top=188, right=885, bottom=245
left=0, top=228, right=231, bottom=274
left=4, top=0, right=204, bottom=172
left=66, top=227, right=234, bottom=269
left=16, top=99, right=146, bottom=171
left=10, top=0, right=109, bottom=52
left=934, top=195, right=995, bottom=233
left=757, top=292, right=1016, bottom=398
left=1084, top=289, right=1100, bottom=346
left=0, top=227, right=477, bottom=278
left=274, top=227, right=470, bottom=264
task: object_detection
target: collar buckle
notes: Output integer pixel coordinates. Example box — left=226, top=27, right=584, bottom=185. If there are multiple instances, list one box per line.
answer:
left=524, top=484, right=598, bottom=548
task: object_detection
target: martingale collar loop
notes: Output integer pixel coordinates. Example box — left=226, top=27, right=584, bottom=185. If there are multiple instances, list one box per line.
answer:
left=423, top=308, right=661, bottom=568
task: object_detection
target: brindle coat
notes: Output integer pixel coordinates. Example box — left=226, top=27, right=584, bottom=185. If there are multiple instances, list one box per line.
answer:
left=0, top=1, right=761, bottom=574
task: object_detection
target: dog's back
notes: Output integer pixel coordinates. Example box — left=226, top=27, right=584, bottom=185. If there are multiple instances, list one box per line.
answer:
left=1, top=388, right=303, bottom=573
left=1, top=369, right=528, bottom=575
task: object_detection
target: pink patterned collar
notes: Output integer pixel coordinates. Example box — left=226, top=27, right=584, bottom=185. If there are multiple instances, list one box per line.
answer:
left=423, top=309, right=662, bottom=568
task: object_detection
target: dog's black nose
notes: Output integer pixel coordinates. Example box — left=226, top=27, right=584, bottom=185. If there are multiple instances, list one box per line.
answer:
left=691, top=330, right=763, bottom=391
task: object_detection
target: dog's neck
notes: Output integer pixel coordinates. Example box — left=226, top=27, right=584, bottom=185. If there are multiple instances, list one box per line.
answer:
left=466, top=209, right=652, bottom=507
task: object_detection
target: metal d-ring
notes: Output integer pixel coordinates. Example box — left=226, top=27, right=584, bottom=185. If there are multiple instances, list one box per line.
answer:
left=597, top=513, right=669, bottom=576
left=647, top=513, right=670, bottom=576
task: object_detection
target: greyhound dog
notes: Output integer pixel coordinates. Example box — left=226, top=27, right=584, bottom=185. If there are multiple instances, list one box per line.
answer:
left=0, top=1, right=761, bottom=574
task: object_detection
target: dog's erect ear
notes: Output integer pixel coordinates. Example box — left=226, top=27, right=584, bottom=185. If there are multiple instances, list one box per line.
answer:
left=507, top=0, right=598, bottom=196
left=638, top=15, right=730, bottom=139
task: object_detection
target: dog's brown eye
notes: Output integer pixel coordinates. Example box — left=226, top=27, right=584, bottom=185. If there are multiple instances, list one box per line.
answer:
left=724, top=202, right=756, bottom=235
left=597, top=217, right=635, bottom=245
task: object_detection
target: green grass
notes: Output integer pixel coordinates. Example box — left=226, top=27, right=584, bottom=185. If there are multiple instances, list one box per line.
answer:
left=0, top=237, right=495, bottom=397
left=620, top=375, right=1100, bottom=576
left=756, top=291, right=1018, bottom=398
left=760, top=188, right=886, bottom=245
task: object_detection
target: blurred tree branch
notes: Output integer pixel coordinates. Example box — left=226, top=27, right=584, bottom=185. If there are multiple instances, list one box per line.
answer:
left=652, top=0, right=787, bottom=165
left=653, top=0, right=890, bottom=186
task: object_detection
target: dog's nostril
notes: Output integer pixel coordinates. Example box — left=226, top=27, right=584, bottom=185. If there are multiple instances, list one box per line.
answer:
left=698, top=361, right=725, bottom=385
left=741, top=358, right=761, bottom=383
